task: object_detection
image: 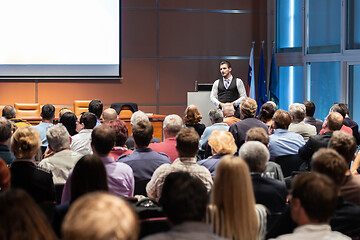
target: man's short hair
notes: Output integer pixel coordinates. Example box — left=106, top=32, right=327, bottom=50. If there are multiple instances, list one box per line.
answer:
left=291, top=172, right=338, bottom=223
left=41, top=104, right=55, bottom=120
left=327, top=112, right=343, bottom=131
left=222, top=103, right=235, bottom=116
left=108, top=119, right=129, bottom=147
left=62, top=192, right=139, bottom=240
left=338, top=103, right=349, bottom=115
left=91, top=125, right=116, bottom=155
left=273, top=109, right=291, bottom=129
left=220, top=60, right=231, bottom=68
left=176, top=128, right=199, bottom=157
left=2, top=105, right=16, bottom=119
left=209, top=108, right=224, bottom=123
left=288, top=103, right=306, bottom=121
left=160, top=171, right=208, bottom=225
left=329, top=131, right=357, bottom=164
left=312, top=148, right=347, bottom=186
left=130, top=111, right=149, bottom=126
left=259, top=102, right=276, bottom=122
left=80, top=112, right=97, bottom=129
left=88, top=99, right=103, bottom=119
left=0, top=117, right=12, bottom=142
left=303, top=101, right=316, bottom=117
left=240, top=98, right=257, bottom=118
left=46, top=124, right=70, bottom=152
left=245, top=127, right=269, bottom=146
left=132, top=120, right=153, bottom=148
left=163, top=114, right=183, bottom=135
left=102, top=108, right=118, bottom=123
left=239, top=141, right=270, bottom=173
left=331, top=103, right=346, bottom=118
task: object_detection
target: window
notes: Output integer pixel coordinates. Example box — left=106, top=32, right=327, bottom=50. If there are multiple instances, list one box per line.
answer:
left=278, top=66, right=304, bottom=111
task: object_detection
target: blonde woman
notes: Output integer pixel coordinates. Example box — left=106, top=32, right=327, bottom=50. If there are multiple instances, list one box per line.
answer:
left=197, top=130, right=237, bottom=175
left=209, top=155, right=267, bottom=240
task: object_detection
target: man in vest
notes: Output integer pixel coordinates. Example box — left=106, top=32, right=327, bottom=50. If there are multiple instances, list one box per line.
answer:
left=210, top=60, right=247, bottom=118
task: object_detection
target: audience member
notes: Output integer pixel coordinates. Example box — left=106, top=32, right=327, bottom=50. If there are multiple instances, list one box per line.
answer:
left=102, top=107, right=118, bottom=125
left=125, top=111, right=161, bottom=149
left=184, top=104, right=206, bottom=137
left=258, top=102, right=276, bottom=128
left=63, top=125, right=134, bottom=202
left=88, top=99, right=103, bottom=127
left=197, top=130, right=237, bottom=175
left=209, top=155, right=267, bottom=240
left=58, top=107, right=72, bottom=120
left=144, top=172, right=223, bottom=240
left=288, top=103, right=316, bottom=141
left=118, top=120, right=170, bottom=188
left=60, top=112, right=78, bottom=136
left=31, top=104, right=55, bottom=151
left=62, top=192, right=139, bottom=240
left=339, top=103, right=360, bottom=144
left=149, top=114, right=183, bottom=162
left=199, top=108, right=229, bottom=150
left=10, top=127, right=56, bottom=204
left=0, top=189, right=57, bottom=240
left=229, top=98, right=268, bottom=151
left=269, top=110, right=305, bottom=160
left=319, top=103, right=352, bottom=135
left=222, top=103, right=240, bottom=126
left=271, top=172, right=350, bottom=240
left=147, top=128, right=213, bottom=200
left=70, top=112, right=97, bottom=156
left=38, top=124, right=82, bottom=184
left=108, top=119, right=133, bottom=159
left=0, top=159, right=10, bottom=191
left=303, top=101, right=323, bottom=134
left=0, top=117, right=15, bottom=164
left=2, top=105, right=31, bottom=128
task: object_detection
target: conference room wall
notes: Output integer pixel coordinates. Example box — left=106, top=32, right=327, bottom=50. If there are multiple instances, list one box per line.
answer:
left=0, top=0, right=267, bottom=118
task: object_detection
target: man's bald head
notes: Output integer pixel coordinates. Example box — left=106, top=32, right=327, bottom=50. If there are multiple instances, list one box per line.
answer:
left=327, top=112, right=343, bottom=131
left=102, top=108, right=118, bottom=124
left=222, top=103, right=235, bottom=117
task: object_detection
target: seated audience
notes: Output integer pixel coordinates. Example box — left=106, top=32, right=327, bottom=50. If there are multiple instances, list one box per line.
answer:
left=0, top=159, right=10, bottom=191
left=144, top=172, right=223, bottom=240
left=38, top=125, right=82, bottom=184
left=147, top=128, right=213, bottom=201
left=62, top=125, right=134, bottom=202
left=209, top=155, right=267, bottom=240
left=319, top=103, right=352, bottom=135
left=10, top=127, right=56, bottom=205
left=125, top=111, right=161, bottom=149
left=88, top=99, right=103, bottom=127
left=118, top=120, right=170, bottom=186
left=229, top=97, right=268, bottom=151
left=303, top=101, right=323, bottom=134
left=108, top=119, right=133, bottom=159
left=269, top=110, right=305, bottom=161
left=102, top=107, right=118, bottom=125
left=0, top=189, right=57, bottom=240
left=184, top=104, right=206, bottom=137
left=58, top=107, right=72, bottom=120
left=149, top=114, right=183, bottom=162
left=199, top=108, right=229, bottom=150
left=288, top=103, right=316, bottom=141
left=239, top=141, right=288, bottom=213
left=60, top=112, right=78, bottom=136
left=271, top=172, right=350, bottom=240
left=197, top=130, right=237, bottom=175
left=31, top=104, right=55, bottom=151
left=62, top=192, right=139, bottom=240
left=339, top=103, right=360, bottom=144
left=258, top=102, right=276, bottom=128
left=2, top=105, right=31, bottom=128
left=222, top=103, right=240, bottom=126
left=0, top=117, right=15, bottom=164
left=70, top=112, right=97, bottom=156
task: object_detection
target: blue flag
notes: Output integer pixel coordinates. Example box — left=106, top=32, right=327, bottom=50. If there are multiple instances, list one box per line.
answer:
left=269, top=48, right=279, bottom=107
left=257, top=46, right=267, bottom=114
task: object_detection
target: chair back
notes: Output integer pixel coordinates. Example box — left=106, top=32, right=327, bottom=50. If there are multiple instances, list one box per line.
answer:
left=275, top=154, right=304, bottom=177
left=134, top=179, right=150, bottom=196
left=73, top=100, right=90, bottom=117
left=14, top=103, right=40, bottom=118
left=110, top=102, right=138, bottom=116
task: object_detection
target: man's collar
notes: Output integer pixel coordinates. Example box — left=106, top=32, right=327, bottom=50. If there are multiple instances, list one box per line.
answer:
left=223, top=75, right=233, bottom=81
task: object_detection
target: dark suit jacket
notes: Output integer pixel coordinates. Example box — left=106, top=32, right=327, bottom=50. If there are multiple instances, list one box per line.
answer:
left=251, top=173, right=288, bottom=213
left=298, top=131, right=333, bottom=162
left=344, top=117, right=360, bottom=144
left=304, top=116, right=323, bottom=134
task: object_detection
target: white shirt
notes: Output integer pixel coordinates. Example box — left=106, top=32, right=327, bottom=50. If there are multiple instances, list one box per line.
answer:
left=210, top=75, right=247, bottom=107
left=70, top=129, right=93, bottom=156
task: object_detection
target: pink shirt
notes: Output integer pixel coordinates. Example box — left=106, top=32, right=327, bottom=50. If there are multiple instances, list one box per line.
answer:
left=149, top=138, right=177, bottom=162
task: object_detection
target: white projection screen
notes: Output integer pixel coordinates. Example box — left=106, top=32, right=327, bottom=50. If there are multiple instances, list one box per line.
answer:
left=0, top=0, right=120, bottom=78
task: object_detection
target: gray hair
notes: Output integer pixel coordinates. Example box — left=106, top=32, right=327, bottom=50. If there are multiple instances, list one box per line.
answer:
left=209, top=108, right=224, bottom=123
left=238, top=141, right=270, bottom=173
left=288, top=103, right=306, bottom=121
left=163, top=114, right=183, bottom=134
left=130, top=111, right=149, bottom=126
left=222, top=103, right=235, bottom=116
left=46, top=124, right=70, bottom=152
left=0, top=117, right=12, bottom=142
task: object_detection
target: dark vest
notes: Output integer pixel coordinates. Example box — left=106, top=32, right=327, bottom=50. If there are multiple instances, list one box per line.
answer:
left=218, top=77, right=239, bottom=103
